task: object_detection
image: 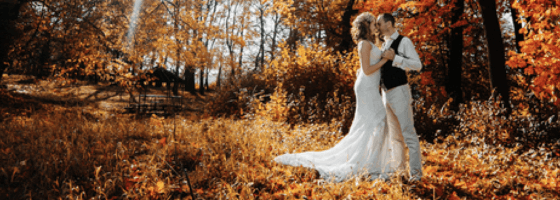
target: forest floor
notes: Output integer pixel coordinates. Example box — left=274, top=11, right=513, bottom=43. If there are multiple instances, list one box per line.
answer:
left=1, top=74, right=212, bottom=119
left=1, top=74, right=559, bottom=200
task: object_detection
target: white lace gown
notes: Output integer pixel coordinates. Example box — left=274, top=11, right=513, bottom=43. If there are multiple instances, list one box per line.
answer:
left=274, top=41, right=407, bottom=182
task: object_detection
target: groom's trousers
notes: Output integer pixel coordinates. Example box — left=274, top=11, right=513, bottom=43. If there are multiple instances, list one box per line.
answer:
left=383, top=84, right=423, bottom=180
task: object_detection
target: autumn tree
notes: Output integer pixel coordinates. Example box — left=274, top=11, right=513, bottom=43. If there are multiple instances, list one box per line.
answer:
left=246, top=0, right=288, bottom=72
left=507, top=1, right=560, bottom=104
left=365, top=0, right=476, bottom=105
left=8, top=0, right=130, bottom=80
left=118, top=0, right=222, bottom=95
left=274, top=0, right=362, bottom=53
left=196, top=0, right=221, bottom=95
left=266, top=2, right=286, bottom=63
left=217, top=0, right=255, bottom=81
left=251, top=0, right=268, bottom=71
left=480, top=0, right=510, bottom=109
left=173, top=0, right=184, bottom=95
left=357, top=0, right=523, bottom=108
left=447, top=0, right=465, bottom=107
left=0, top=0, right=24, bottom=83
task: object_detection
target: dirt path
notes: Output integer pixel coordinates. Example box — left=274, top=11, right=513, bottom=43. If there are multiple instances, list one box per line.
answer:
left=1, top=74, right=214, bottom=117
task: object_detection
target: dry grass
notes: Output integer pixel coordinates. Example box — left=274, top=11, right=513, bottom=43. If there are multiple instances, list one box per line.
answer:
left=1, top=75, right=559, bottom=199
left=0, top=100, right=412, bottom=199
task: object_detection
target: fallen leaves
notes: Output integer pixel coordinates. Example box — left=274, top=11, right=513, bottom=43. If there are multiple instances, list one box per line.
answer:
left=1, top=87, right=560, bottom=200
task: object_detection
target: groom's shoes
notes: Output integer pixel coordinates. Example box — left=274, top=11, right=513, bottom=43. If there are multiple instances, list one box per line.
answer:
left=408, top=175, right=421, bottom=183
left=403, top=174, right=421, bottom=185
left=407, top=169, right=422, bottom=183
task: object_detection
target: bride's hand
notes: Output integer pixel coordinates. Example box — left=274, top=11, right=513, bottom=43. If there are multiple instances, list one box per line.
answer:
left=382, top=49, right=396, bottom=61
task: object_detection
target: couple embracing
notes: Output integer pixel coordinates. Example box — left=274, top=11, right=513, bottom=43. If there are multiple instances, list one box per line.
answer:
left=274, top=12, right=423, bottom=183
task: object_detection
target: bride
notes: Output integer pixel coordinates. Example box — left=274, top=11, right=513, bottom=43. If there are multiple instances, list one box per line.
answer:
left=273, top=12, right=407, bottom=182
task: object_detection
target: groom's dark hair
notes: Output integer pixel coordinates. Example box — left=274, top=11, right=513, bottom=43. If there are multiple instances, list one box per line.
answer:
left=380, top=13, right=395, bottom=27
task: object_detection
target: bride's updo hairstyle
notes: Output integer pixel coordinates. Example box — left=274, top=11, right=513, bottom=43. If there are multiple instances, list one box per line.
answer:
left=351, top=12, right=375, bottom=44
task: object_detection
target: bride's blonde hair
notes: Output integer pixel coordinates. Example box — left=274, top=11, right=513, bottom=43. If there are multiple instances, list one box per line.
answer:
left=351, top=12, right=381, bottom=47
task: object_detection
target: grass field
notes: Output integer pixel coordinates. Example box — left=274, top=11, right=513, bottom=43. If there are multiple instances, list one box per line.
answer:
left=1, top=75, right=559, bottom=199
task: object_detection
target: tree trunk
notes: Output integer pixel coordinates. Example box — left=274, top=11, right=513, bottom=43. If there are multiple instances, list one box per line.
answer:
left=229, top=55, right=235, bottom=80
left=270, top=12, right=280, bottom=62
left=254, top=49, right=260, bottom=71
left=335, top=0, right=358, bottom=54
left=184, top=66, right=196, bottom=94
left=204, top=67, right=209, bottom=90
left=509, top=0, right=525, bottom=53
left=199, top=66, right=205, bottom=95
left=224, top=1, right=240, bottom=81
left=480, top=0, right=511, bottom=110
left=217, top=64, right=222, bottom=87
left=37, top=39, right=51, bottom=79
left=259, top=6, right=265, bottom=71
left=237, top=23, right=245, bottom=77
left=286, top=27, right=300, bottom=51
left=0, top=1, right=25, bottom=83
left=173, top=0, right=180, bottom=96
left=172, top=61, right=180, bottom=96
left=0, top=63, right=7, bottom=83
left=446, top=0, right=465, bottom=108
left=172, top=73, right=179, bottom=95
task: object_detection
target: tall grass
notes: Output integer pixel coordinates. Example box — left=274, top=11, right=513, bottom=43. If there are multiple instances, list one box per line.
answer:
left=2, top=79, right=560, bottom=199
left=0, top=97, right=412, bottom=199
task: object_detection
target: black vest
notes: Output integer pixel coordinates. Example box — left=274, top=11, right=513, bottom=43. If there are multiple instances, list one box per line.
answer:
left=381, top=35, right=409, bottom=90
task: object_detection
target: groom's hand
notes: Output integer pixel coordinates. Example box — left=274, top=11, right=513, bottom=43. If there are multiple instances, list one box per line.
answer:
left=382, top=49, right=396, bottom=61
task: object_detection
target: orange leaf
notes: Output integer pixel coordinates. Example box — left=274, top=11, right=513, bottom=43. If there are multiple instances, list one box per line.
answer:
left=159, top=137, right=167, bottom=146
left=448, top=191, right=461, bottom=200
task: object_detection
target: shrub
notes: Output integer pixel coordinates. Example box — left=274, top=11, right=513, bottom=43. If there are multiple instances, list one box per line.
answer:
left=205, top=70, right=272, bottom=118
left=255, top=42, right=359, bottom=131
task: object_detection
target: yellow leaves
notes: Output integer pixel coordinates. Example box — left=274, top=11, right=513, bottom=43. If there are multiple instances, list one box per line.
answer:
left=540, top=178, right=557, bottom=188
left=156, top=181, right=165, bottom=193
left=263, top=86, right=289, bottom=122
left=454, top=180, right=467, bottom=190
left=150, top=114, right=164, bottom=127
left=424, top=165, right=438, bottom=174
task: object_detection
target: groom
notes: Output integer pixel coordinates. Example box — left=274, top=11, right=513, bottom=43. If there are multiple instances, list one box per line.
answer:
left=377, top=13, right=423, bottom=181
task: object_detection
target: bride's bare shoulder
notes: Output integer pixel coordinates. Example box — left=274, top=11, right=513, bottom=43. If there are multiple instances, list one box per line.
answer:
left=358, top=40, right=372, bottom=50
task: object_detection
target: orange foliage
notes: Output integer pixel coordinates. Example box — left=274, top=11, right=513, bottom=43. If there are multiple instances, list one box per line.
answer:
left=507, top=1, right=560, bottom=104
left=257, top=41, right=359, bottom=128
left=7, top=0, right=223, bottom=93
left=359, top=0, right=523, bottom=102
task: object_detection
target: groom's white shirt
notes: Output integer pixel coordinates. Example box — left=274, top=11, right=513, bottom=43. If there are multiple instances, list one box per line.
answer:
left=382, top=31, right=423, bottom=72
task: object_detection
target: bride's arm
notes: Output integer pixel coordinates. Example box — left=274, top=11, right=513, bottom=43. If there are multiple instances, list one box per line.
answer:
left=363, top=57, right=388, bottom=76
left=358, top=40, right=372, bottom=74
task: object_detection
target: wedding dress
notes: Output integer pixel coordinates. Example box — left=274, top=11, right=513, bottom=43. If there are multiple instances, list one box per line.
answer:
left=274, top=41, right=407, bottom=182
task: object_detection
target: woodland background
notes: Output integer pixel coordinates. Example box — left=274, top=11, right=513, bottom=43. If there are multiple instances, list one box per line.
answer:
left=1, top=0, right=560, bottom=199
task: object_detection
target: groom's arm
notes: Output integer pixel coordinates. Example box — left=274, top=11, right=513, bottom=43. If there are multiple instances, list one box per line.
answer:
left=393, top=37, right=422, bottom=71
